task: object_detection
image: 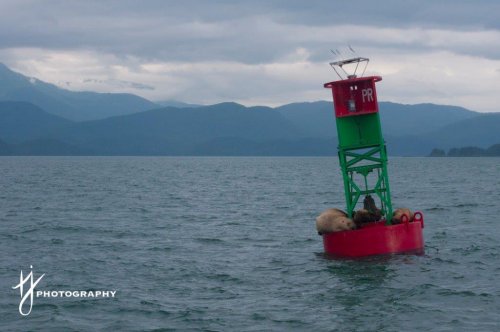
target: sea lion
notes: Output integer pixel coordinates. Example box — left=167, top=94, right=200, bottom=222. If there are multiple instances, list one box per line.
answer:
left=316, top=208, right=355, bottom=235
left=353, top=208, right=379, bottom=228
left=363, top=195, right=382, bottom=221
left=392, top=208, right=414, bottom=224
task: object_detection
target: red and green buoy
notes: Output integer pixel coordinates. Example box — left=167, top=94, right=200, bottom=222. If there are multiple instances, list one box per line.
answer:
left=322, top=56, right=424, bottom=257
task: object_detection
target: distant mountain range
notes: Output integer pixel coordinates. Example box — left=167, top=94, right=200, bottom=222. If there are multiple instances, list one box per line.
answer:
left=0, top=63, right=157, bottom=121
left=0, top=62, right=498, bottom=156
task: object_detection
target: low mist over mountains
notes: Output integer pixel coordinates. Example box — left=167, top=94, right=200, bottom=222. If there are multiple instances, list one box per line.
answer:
left=0, top=63, right=498, bottom=156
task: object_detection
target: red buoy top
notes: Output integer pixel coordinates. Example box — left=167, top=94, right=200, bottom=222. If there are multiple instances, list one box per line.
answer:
left=324, top=76, right=382, bottom=118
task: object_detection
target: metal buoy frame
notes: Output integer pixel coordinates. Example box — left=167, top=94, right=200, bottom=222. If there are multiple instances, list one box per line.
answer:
left=322, top=56, right=424, bottom=257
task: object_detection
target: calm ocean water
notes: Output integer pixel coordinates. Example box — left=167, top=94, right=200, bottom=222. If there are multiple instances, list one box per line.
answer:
left=0, top=156, right=499, bottom=331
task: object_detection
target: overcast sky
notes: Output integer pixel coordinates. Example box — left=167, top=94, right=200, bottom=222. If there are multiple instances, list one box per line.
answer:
left=1, top=0, right=499, bottom=112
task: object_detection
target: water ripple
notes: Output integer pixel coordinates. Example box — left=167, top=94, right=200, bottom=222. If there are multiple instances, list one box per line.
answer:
left=1, top=156, right=499, bottom=331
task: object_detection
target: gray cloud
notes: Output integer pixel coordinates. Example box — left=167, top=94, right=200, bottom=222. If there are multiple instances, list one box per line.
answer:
left=1, top=0, right=500, bottom=63
left=0, top=1, right=499, bottom=111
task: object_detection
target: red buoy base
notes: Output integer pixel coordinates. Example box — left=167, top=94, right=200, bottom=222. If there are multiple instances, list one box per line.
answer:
left=322, top=212, right=425, bottom=258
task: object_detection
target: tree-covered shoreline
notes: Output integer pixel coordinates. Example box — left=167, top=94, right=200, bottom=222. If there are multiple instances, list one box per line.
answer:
left=429, top=144, right=500, bottom=157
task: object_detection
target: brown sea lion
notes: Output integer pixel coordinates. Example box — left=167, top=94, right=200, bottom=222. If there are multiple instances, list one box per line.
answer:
left=353, top=208, right=379, bottom=228
left=363, top=195, right=383, bottom=221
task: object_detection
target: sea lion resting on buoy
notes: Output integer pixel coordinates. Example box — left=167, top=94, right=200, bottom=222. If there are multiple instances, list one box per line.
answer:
left=316, top=208, right=355, bottom=235
left=392, top=208, right=414, bottom=224
left=363, top=195, right=382, bottom=221
left=353, top=195, right=383, bottom=228
left=353, top=208, right=380, bottom=228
